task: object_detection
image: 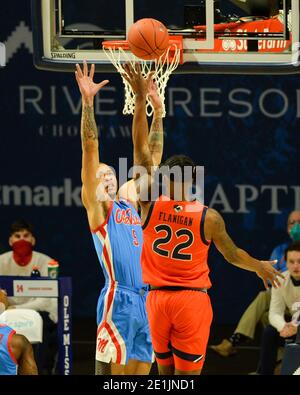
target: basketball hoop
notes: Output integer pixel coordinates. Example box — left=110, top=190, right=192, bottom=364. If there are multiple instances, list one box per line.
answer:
left=103, top=36, right=183, bottom=118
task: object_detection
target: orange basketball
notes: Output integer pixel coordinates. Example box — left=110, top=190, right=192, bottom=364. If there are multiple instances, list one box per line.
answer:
left=128, top=18, right=169, bottom=60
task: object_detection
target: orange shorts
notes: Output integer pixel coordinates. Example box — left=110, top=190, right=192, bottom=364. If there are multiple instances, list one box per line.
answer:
left=146, top=289, right=213, bottom=372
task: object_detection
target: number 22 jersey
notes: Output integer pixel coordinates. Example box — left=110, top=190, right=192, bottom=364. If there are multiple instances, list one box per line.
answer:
left=141, top=196, right=212, bottom=289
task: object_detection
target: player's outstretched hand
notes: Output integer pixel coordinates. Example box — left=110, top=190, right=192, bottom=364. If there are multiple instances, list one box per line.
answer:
left=256, top=260, right=285, bottom=289
left=122, top=63, right=154, bottom=99
left=148, top=79, right=162, bottom=111
left=75, top=60, right=109, bottom=105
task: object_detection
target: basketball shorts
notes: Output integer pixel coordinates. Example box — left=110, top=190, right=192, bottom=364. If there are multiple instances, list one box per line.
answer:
left=95, top=284, right=153, bottom=365
left=146, top=289, right=213, bottom=371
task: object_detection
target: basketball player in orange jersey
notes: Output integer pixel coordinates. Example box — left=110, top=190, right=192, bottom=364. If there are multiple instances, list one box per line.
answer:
left=122, top=63, right=285, bottom=375
left=75, top=61, right=163, bottom=375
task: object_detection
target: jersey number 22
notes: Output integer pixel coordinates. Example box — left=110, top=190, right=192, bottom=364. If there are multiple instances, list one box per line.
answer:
left=153, top=224, right=194, bottom=261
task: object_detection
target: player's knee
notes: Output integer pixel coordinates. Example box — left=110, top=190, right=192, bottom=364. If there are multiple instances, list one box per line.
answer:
left=175, top=368, right=202, bottom=375
left=157, top=363, right=175, bottom=375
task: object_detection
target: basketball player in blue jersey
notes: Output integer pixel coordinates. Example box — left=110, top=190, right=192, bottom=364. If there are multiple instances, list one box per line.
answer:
left=75, top=61, right=164, bottom=375
left=0, top=289, right=38, bottom=375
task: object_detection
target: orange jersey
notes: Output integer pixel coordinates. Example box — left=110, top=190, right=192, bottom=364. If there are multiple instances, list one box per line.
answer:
left=141, top=196, right=212, bottom=288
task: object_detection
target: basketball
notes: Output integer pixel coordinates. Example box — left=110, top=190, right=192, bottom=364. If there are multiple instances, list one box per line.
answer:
left=128, top=18, right=169, bottom=60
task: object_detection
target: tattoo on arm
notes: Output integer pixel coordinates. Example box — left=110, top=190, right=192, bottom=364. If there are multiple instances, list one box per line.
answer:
left=148, top=131, right=163, bottom=151
left=148, top=113, right=164, bottom=164
left=81, top=103, right=98, bottom=145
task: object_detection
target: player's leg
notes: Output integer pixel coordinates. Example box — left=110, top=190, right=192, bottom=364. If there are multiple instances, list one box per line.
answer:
left=146, top=291, right=175, bottom=375
left=175, top=367, right=202, bottom=375
left=95, top=289, right=116, bottom=375
left=96, top=288, right=133, bottom=375
left=95, top=360, right=111, bottom=375
left=158, top=363, right=175, bottom=375
left=124, top=293, right=154, bottom=375
left=124, top=359, right=152, bottom=375
left=110, top=362, right=126, bottom=375
left=170, top=291, right=213, bottom=375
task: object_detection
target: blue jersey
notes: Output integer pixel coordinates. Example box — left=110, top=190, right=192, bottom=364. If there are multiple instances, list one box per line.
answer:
left=92, top=200, right=153, bottom=365
left=0, top=324, right=17, bottom=375
left=92, top=199, right=146, bottom=289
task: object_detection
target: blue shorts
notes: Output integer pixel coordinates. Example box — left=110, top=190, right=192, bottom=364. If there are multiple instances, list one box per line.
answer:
left=95, top=283, right=153, bottom=365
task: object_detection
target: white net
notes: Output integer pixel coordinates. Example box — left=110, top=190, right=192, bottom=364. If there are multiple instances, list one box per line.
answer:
left=103, top=43, right=181, bottom=118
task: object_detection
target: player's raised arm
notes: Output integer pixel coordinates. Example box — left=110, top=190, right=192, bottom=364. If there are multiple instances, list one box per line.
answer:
left=148, top=80, right=164, bottom=167
left=122, top=63, right=153, bottom=173
left=75, top=61, right=110, bottom=227
left=205, top=208, right=285, bottom=289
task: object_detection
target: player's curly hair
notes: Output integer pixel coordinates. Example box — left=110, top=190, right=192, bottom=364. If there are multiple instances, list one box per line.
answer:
left=159, top=155, right=196, bottom=182
left=161, top=154, right=195, bottom=169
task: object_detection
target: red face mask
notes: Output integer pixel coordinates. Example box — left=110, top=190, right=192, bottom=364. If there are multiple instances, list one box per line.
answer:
left=12, top=240, right=33, bottom=266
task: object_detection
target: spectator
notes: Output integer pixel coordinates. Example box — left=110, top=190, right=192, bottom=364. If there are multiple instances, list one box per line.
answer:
left=0, top=289, right=38, bottom=375
left=256, top=242, right=300, bottom=375
left=0, top=220, right=58, bottom=375
left=210, top=210, right=300, bottom=357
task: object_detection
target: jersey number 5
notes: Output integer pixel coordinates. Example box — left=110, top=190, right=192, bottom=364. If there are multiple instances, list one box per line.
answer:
left=152, top=224, right=194, bottom=261
left=132, top=229, right=139, bottom=247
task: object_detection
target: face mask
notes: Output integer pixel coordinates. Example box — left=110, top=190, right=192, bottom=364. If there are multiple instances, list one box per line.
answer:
left=290, top=223, right=300, bottom=242
left=12, top=240, right=33, bottom=266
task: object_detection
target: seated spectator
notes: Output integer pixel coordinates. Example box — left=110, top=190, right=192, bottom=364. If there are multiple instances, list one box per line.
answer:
left=210, top=210, right=300, bottom=357
left=256, top=242, right=300, bottom=375
left=0, top=289, right=38, bottom=375
left=0, top=220, right=59, bottom=375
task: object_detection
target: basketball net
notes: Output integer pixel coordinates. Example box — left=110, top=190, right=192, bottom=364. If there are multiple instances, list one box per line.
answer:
left=103, top=38, right=182, bottom=118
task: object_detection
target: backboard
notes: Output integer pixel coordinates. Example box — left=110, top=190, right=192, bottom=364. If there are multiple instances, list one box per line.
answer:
left=31, top=0, right=300, bottom=74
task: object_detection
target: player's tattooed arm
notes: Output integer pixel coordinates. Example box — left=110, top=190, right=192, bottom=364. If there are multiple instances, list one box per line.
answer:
left=80, top=99, right=101, bottom=212
left=206, top=208, right=283, bottom=289
left=81, top=103, right=98, bottom=147
left=148, top=113, right=164, bottom=167
left=75, top=61, right=108, bottom=151
left=122, top=63, right=154, bottom=174
left=75, top=61, right=111, bottom=224
left=148, top=79, right=164, bottom=167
